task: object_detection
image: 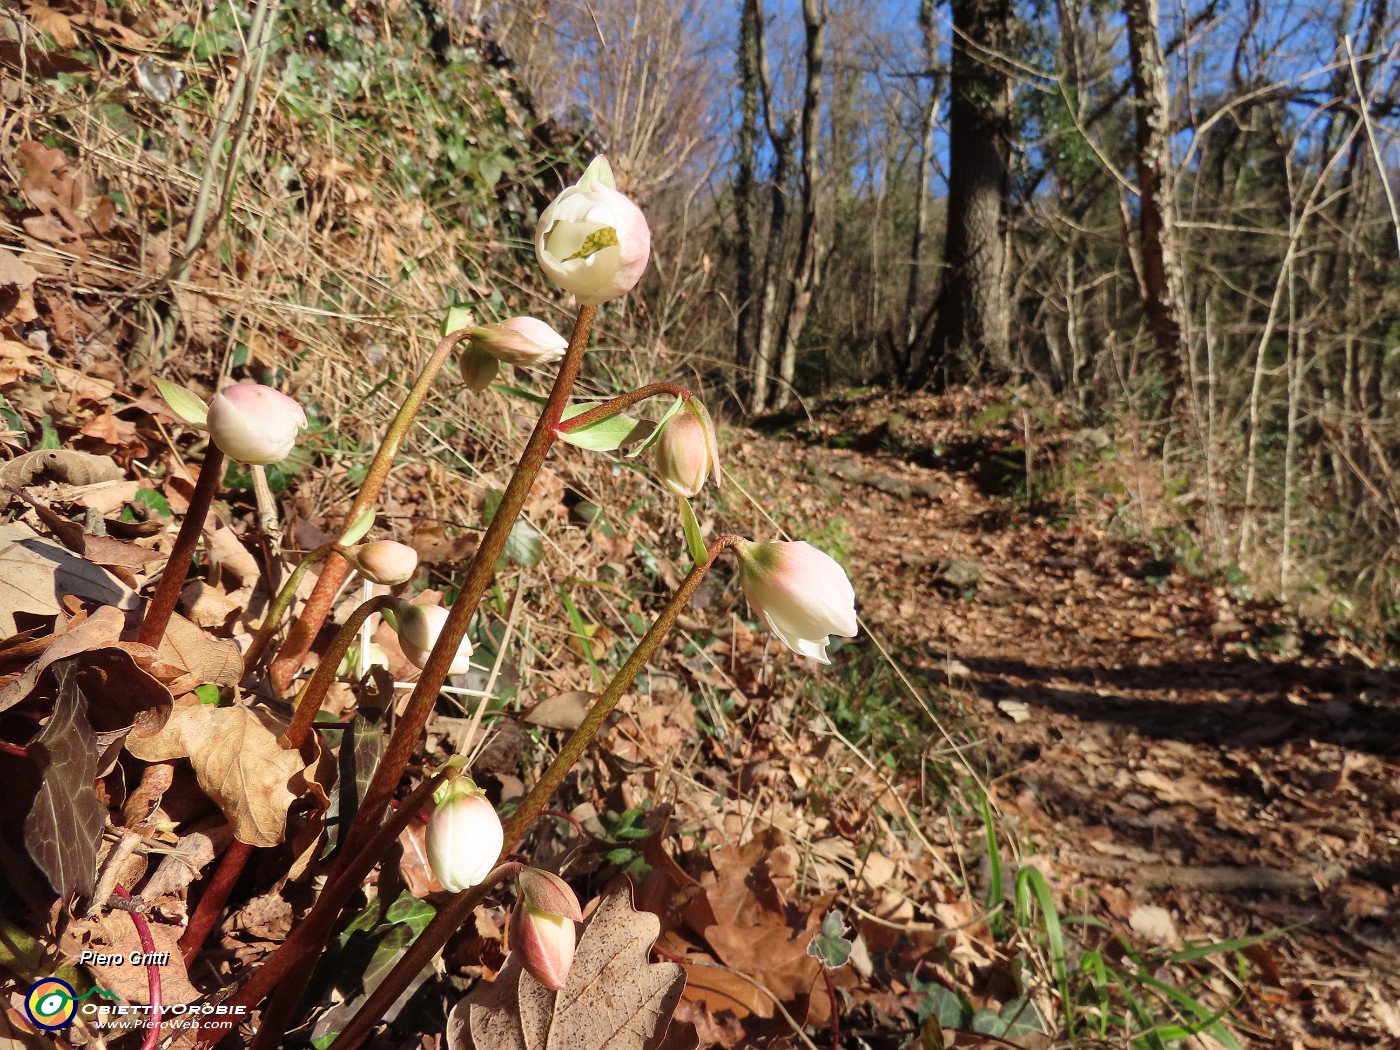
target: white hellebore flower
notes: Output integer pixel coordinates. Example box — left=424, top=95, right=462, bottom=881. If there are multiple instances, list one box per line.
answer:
left=206, top=383, right=307, bottom=465
left=470, top=317, right=569, bottom=366
left=534, top=156, right=651, bottom=306
left=736, top=540, right=858, bottom=664
left=344, top=540, right=419, bottom=586
left=425, top=779, right=503, bottom=893
left=390, top=601, right=473, bottom=675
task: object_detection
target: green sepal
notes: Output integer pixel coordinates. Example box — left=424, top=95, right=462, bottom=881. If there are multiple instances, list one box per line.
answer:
left=557, top=402, right=648, bottom=452
left=625, top=395, right=686, bottom=459
left=154, top=377, right=209, bottom=428
left=575, top=155, right=617, bottom=192
left=441, top=303, right=474, bottom=336
left=678, top=495, right=707, bottom=565
left=338, top=508, right=377, bottom=546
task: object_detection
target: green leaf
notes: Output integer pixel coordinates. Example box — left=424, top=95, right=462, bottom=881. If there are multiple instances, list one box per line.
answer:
left=154, top=377, right=209, bottom=428
left=441, top=303, right=474, bottom=336
left=625, top=395, right=685, bottom=458
left=193, top=684, right=221, bottom=705
left=133, top=488, right=170, bottom=517
left=575, top=155, right=616, bottom=192
left=678, top=495, right=707, bottom=565
left=338, top=508, right=377, bottom=546
left=557, top=402, right=648, bottom=452
left=807, top=910, right=854, bottom=969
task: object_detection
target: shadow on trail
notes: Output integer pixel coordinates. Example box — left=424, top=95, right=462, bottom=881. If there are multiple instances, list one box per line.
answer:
left=961, top=655, right=1400, bottom=757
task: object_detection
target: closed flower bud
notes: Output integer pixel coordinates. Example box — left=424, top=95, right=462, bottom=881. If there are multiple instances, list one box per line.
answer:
left=345, top=540, right=419, bottom=586
left=390, top=602, right=473, bottom=675
left=459, top=342, right=500, bottom=391
left=469, top=317, right=569, bottom=367
left=206, top=383, right=307, bottom=465
left=535, top=156, right=650, bottom=306
left=736, top=540, right=858, bottom=664
left=510, top=869, right=583, bottom=990
left=654, top=399, right=721, bottom=498
left=425, top=780, right=503, bottom=893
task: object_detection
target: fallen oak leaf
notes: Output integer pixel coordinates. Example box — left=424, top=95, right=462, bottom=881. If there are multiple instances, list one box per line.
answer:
left=450, top=887, right=685, bottom=1050
left=125, top=704, right=306, bottom=848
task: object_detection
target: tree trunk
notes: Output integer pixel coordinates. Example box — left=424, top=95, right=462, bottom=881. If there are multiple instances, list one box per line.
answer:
left=903, top=0, right=939, bottom=357
left=774, top=0, right=828, bottom=408
left=733, top=0, right=761, bottom=406
left=1124, top=0, right=1188, bottom=401
left=915, top=0, right=1012, bottom=387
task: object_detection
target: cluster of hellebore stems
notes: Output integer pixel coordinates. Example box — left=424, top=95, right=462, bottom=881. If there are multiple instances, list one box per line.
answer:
left=138, top=305, right=730, bottom=1049
left=129, top=156, right=856, bottom=1049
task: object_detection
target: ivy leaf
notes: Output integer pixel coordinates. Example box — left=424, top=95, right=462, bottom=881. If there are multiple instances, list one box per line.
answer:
left=807, top=909, right=854, bottom=969
left=25, top=662, right=104, bottom=899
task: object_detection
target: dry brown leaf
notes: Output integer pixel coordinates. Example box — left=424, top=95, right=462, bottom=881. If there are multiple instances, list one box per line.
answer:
left=158, top=612, right=241, bottom=688
left=451, top=888, right=685, bottom=1050
left=63, top=912, right=199, bottom=1005
left=0, top=450, right=124, bottom=492
left=22, top=3, right=79, bottom=49
left=523, top=691, right=593, bottom=731
left=125, top=704, right=305, bottom=847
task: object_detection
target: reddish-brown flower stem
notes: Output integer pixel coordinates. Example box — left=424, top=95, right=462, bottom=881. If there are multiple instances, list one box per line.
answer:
left=137, top=447, right=225, bottom=647
left=553, top=380, right=692, bottom=435
left=268, top=329, right=476, bottom=694
left=112, top=885, right=161, bottom=1050
left=340, top=305, right=596, bottom=863
left=177, top=840, right=252, bottom=962
left=197, top=768, right=452, bottom=1044
left=284, top=594, right=395, bottom=751
left=326, top=535, right=743, bottom=1050
left=241, top=542, right=339, bottom=676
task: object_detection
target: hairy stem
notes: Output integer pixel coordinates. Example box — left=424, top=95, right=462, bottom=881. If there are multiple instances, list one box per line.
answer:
left=137, top=447, right=225, bottom=648
left=327, top=536, right=741, bottom=1050
left=268, top=328, right=476, bottom=694
left=554, top=381, right=692, bottom=435
left=198, top=769, right=451, bottom=1044
left=242, top=543, right=339, bottom=676
left=177, top=840, right=252, bottom=962
left=284, top=595, right=395, bottom=751
left=341, top=306, right=596, bottom=860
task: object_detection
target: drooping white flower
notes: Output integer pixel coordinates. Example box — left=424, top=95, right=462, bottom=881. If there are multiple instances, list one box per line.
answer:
left=469, top=317, right=569, bottom=366
left=736, top=540, right=858, bottom=664
left=389, top=602, right=473, bottom=675
left=534, top=156, right=651, bottom=306
left=425, top=780, right=503, bottom=893
left=206, top=383, right=307, bottom=465
left=344, top=540, right=419, bottom=586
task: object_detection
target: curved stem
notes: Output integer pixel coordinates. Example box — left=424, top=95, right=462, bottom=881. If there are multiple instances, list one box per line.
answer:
left=284, top=594, right=395, bottom=751
left=341, top=305, right=596, bottom=862
left=112, top=885, right=162, bottom=1050
left=554, top=381, right=692, bottom=435
left=198, top=768, right=452, bottom=1044
left=177, top=840, right=251, bottom=963
left=268, top=329, right=475, bottom=694
left=242, top=542, right=339, bottom=676
left=326, top=535, right=742, bottom=1050
left=138, top=447, right=225, bottom=647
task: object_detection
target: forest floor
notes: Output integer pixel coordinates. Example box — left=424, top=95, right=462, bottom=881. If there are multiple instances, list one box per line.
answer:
left=737, top=388, right=1400, bottom=1049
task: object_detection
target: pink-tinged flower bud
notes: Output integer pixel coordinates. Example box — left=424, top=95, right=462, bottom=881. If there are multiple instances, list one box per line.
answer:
left=345, top=540, right=419, bottom=586
left=655, top=399, right=721, bottom=498
left=535, top=157, right=650, bottom=306
left=469, top=317, right=569, bottom=367
left=425, top=780, right=503, bottom=893
left=510, top=869, right=583, bottom=990
left=206, top=383, right=307, bottom=465
left=391, top=602, right=473, bottom=675
left=459, top=343, right=500, bottom=390
left=736, top=540, right=858, bottom=664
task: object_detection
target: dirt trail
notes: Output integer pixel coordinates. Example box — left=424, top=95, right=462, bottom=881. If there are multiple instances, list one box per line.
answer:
left=749, top=391, right=1400, bottom=1048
